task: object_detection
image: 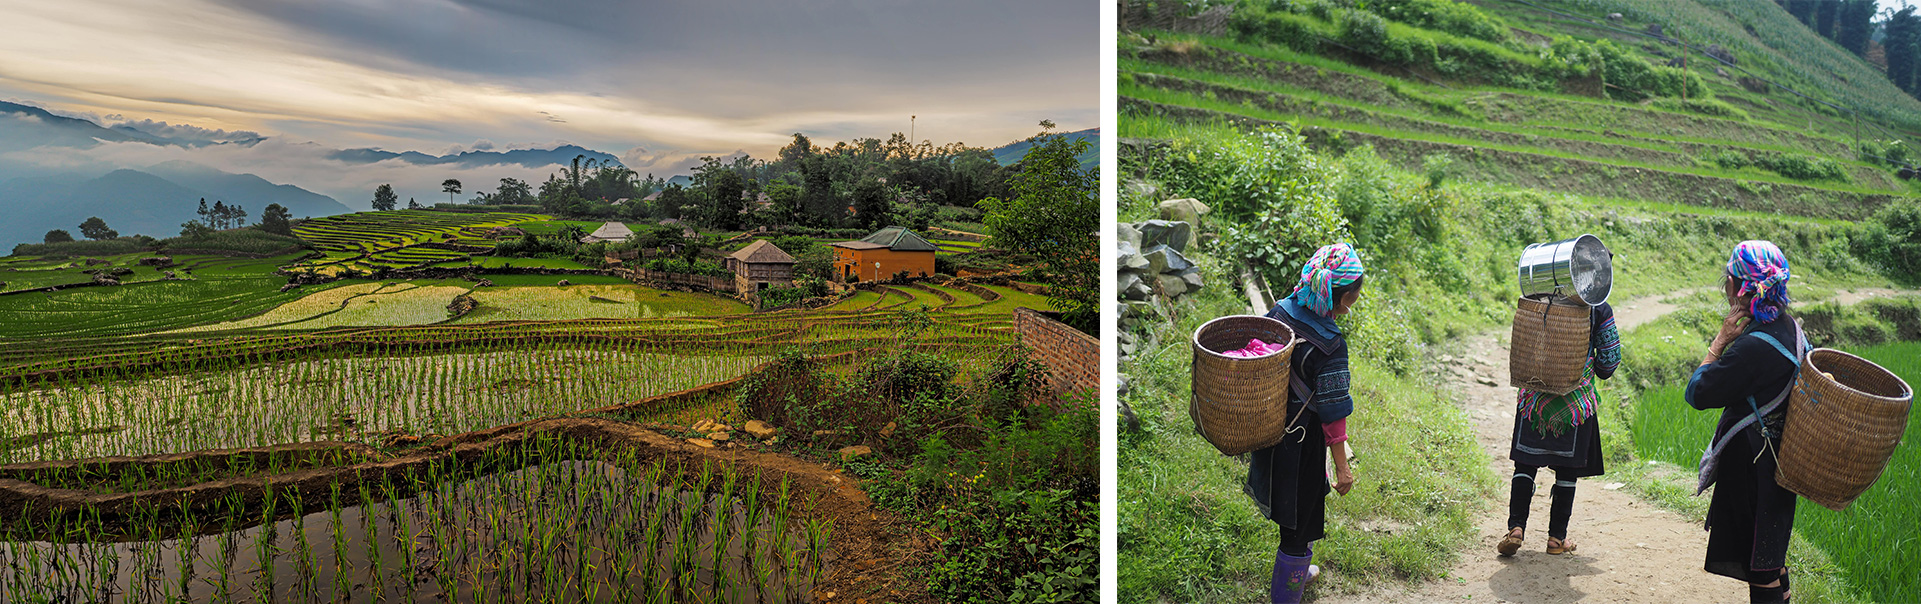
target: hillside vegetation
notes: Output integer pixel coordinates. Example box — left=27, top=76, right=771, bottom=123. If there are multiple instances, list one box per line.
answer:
left=1122, top=0, right=1921, bottom=221
left=1119, top=0, right=1919, bottom=601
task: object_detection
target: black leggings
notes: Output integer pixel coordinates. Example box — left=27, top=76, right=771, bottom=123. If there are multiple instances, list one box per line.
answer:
left=1279, top=532, right=1313, bottom=557
left=1507, top=464, right=1578, bottom=540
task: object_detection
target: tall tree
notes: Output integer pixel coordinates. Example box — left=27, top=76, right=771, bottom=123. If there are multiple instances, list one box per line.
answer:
left=259, top=203, right=293, bottom=235
left=211, top=200, right=229, bottom=229
left=1786, top=0, right=1817, bottom=26
left=226, top=204, right=247, bottom=230
left=977, top=122, right=1098, bottom=333
left=1887, top=6, right=1920, bottom=94
left=1838, top=0, right=1876, bottom=56
left=372, top=184, right=399, bottom=211
left=43, top=229, right=73, bottom=244
left=495, top=177, right=532, bottom=205
left=849, top=178, right=892, bottom=230
left=78, top=216, right=118, bottom=240
left=196, top=198, right=209, bottom=223
left=1816, top=0, right=1840, bottom=38
left=441, top=179, right=462, bottom=205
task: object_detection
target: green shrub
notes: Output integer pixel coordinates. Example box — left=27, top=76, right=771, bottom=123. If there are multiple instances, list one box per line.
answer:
left=9, top=237, right=148, bottom=257
left=161, top=228, right=305, bottom=255
left=1651, top=97, right=1748, bottom=120
left=1372, top=0, right=1512, bottom=44
left=1854, top=199, right=1921, bottom=279
left=907, top=404, right=1098, bottom=604
left=1229, top=7, right=1328, bottom=51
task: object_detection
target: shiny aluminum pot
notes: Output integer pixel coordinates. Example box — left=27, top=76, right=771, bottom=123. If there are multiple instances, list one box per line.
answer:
left=1518, top=234, right=1612, bottom=306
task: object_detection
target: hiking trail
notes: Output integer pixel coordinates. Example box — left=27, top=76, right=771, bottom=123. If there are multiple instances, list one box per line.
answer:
left=1319, top=288, right=1903, bottom=603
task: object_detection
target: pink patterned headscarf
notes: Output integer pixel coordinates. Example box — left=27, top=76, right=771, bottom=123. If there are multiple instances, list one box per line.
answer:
left=1289, top=243, right=1364, bottom=316
left=1726, top=240, right=1791, bottom=324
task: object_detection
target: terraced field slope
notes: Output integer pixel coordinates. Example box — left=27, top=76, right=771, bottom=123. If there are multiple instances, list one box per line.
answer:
left=1120, top=0, right=1918, bottom=220
left=291, top=210, right=543, bottom=275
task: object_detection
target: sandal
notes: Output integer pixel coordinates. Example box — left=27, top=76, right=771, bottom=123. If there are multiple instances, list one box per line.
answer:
left=1546, top=537, right=1577, bottom=555
left=1496, top=527, right=1524, bottom=557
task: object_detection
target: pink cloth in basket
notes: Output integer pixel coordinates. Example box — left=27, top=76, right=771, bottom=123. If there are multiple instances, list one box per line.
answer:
left=1222, top=338, right=1286, bottom=359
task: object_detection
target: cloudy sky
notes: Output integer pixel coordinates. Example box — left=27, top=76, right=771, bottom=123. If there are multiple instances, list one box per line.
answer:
left=0, top=0, right=1095, bottom=204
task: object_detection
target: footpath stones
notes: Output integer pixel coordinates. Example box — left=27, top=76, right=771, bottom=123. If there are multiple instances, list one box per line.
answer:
left=744, top=420, right=778, bottom=439
left=837, top=445, right=872, bottom=460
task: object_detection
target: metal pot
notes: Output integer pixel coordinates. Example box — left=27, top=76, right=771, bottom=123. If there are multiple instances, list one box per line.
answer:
left=1518, top=234, right=1613, bottom=306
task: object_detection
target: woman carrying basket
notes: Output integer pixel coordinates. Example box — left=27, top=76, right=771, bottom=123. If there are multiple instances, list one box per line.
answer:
left=1685, top=241, right=1803, bottom=603
left=1246, top=242, right=1362, bottom=604
left=1497, top=299, right=1621, bottom=557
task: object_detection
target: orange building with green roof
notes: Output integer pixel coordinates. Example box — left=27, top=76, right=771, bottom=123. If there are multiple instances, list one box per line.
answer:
left=830, top=226, right=938, bottom=283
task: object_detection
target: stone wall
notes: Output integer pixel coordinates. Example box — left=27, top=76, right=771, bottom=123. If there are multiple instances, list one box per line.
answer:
left=1012, top=307, right=1099, bottom=399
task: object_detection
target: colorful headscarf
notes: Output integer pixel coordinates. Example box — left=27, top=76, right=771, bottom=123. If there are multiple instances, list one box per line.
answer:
left=1289, top=242, right=1364, bottom=316
left=1726, top=240, right=1791, bottom=324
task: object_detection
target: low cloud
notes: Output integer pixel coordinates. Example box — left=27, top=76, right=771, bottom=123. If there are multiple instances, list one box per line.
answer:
left=110, top=118, right=261, bottom=143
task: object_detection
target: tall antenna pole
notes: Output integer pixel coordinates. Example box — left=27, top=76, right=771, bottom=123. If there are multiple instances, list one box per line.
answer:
left=910, top=115, right=916, bottom=146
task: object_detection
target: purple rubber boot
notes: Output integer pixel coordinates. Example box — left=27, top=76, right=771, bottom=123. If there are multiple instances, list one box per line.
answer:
left=1271, top=545, right=1315, bottom=604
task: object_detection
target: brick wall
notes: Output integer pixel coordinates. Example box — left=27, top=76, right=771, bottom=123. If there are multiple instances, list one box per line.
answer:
left=1012, top=307, right=1099, bottom=399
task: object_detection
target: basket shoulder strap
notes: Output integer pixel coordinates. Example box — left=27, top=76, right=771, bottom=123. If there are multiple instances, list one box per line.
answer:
left=1747, top=331, right=1801, bottom=367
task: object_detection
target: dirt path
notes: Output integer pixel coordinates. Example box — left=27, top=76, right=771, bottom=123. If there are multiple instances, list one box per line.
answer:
left=1323, top=290, right=1743, bottom=603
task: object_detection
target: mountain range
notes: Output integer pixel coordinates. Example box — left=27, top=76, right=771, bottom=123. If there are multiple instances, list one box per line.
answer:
left=0, top=163, right=352, bottom=248
left=1, top=99, right=1101, bottom=248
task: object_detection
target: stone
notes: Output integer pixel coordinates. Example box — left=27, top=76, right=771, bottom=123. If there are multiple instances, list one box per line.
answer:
left=744, top=420, right=778, bottom=439
left=1115, top=222, right=1142, bottom=251
left=1476, top=376, right=1498, bottom=387
left=692, top=419, right=715, bottom=432
left=558, top=279, right=571, bottom=286
left=1157, top=198, right=1211, bottom=227
left=879, top=422, right=897, bottom=438
left=1180, top=269, right=1204, bottom=292
left=837, top=445, right=873, bottom=460
left=707, top=432, right=731, bottom=441
left=1122, top=275, right=1152, bottom=301
left=1156, top=273, right=1188, bottom=298
left=1142, top=245, right=1192, bottom=274
left=1135, top=220, right=1193, bottom=252
left=687, top=438, right=716, bottom=448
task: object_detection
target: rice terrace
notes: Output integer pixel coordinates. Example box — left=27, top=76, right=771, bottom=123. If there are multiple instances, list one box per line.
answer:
left=0, top=136, right=1098, bottom=601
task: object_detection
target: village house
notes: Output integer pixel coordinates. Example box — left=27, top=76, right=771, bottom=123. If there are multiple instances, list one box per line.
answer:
left=830, top=226, right=937, bottom=283
left=579, top=221, right=634, bottom=243
left=726, top=239, right=796, bottom=292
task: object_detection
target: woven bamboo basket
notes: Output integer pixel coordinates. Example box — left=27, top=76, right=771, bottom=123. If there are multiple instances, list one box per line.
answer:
left=1190, top=315, right=1297, bottom=456
left=1776, top=348, right=1913, bottom=511
left=1509, top=295, right=1591, bottom=395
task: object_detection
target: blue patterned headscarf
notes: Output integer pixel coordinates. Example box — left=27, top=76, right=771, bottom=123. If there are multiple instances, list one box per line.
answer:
left=1289, top=243, right=1364, bottom=316
left=1726, top=240, right=1791, bottom=324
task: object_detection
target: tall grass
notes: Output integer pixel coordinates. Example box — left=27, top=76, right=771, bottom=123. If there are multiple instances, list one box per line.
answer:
left=1632, top=341, right=1919, bottom=602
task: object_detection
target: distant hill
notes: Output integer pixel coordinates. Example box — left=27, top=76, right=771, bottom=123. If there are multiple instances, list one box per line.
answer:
left=0, top=166, right=349, bottom=249
left=143, top=161, right=350, bottom=219
left=989, top=128, right=1099, bottom=170
left=327, top=144, right=623, bottom=170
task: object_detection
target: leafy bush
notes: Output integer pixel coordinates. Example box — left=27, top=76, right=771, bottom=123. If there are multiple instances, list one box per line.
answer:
left=906, top=403, right=1098, bottom=604
left=161, top=228, right=305, bottom=255
left=10, top=238, right=147, bottom=257
left=1650, top=97, right=1748, bottom=120
left=1853, top=199, right=1921, bottom=280
left=1229, top=6, right=1329, bottom=51
left=1372, top=0, right=1512, bottom=44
